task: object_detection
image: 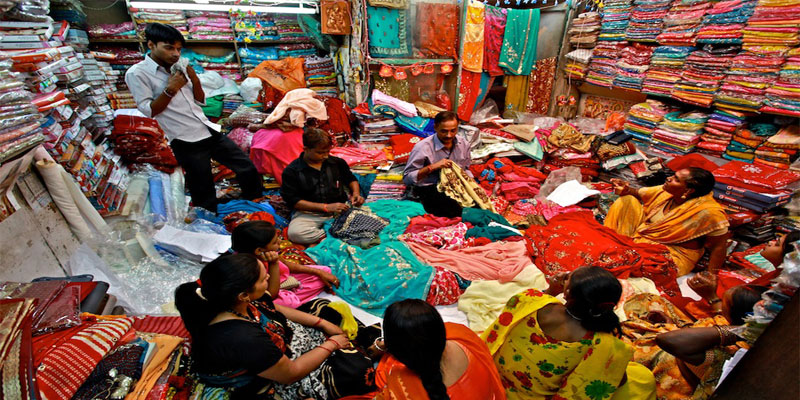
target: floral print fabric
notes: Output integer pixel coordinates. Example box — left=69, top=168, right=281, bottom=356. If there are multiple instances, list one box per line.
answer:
left=400, top=222, right=471, bottom=250
left=481, top=289, right=635, bottom=400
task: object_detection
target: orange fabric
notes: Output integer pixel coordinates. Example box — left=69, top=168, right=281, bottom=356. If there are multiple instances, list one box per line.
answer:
left=375, top=322, right=506, bottom=400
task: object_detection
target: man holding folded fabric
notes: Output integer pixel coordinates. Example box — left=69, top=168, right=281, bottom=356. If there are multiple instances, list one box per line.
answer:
left=403, top=111, right=472, bottom=218
left=125, top=23, right=261, bottom=212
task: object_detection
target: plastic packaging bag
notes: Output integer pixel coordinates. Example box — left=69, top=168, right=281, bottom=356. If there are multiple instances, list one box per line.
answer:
left=570, top=117, right=608, bottom=135
left=605, top=112, right=626, bottom=132
left=470, top=99, right=500, bottom=125
left=535, top=166, right=583, bottom=201
left=239, top=77, right=262, bottom=103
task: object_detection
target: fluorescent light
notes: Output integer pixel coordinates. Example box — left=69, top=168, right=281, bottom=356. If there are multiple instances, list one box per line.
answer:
left=128, top=1, right=318, bottom=13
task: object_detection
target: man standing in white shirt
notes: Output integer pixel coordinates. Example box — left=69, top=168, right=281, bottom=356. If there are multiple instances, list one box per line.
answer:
left=125, top=23, right=261, bottom=212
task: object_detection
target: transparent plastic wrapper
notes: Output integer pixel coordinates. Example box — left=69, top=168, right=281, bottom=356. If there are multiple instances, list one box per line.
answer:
left=0, top=280, right=80, bottom=333
left=0, top=89, right=33, bottom=105
left=570, top=117, right=608, bottom=135
left=186, top=218, right=230, bottom=235
left=605, top=112, right=626, bottom=132
left=531, top=116, right=565, bottom=130
left=240, top=77, right=262, bottom=103
left=469, top=99, right=500, bottom=125
left=170, top=168, right=186, bottom=220
left=741, top=244, right=800, bottom=343
left=3, top=1, right=52, bottom=22
left=225, top=104, right=268, bottom=127
left=33, top=285, right=81, bottom=334
left=0, top=112, right=40, bottom=130
left=507, top=111, right=544, bottom=125
left=535, top=166, right=583, bottom=202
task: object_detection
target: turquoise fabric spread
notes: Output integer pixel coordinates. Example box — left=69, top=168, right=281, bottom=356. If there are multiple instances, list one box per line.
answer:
left=367, top=6, right=411, bottom=58
left=744, top=252, right=776, bottom=272
left=462, top=207, right=511, bottom=227
left=498, top=8, right=540, bottom=75
left=306, top=200, right=434, bottom=315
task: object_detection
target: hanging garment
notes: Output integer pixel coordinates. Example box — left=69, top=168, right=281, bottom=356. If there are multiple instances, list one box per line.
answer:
left=462, top=0, right=486, bottom=72
left=437, top=163, right=496, bottom=212
left=458, top=70, right=484, bottom=121
left=367, top=6, right=412, bottom=58
left=526, top=57, right=557, bottom=114
left=415, top=3, right=460, bottom=59
left=483, top=5, right=508, bottom=76
left=498, top=8, right=541, bottom=75
left=504, top=74, right=530, bottom=112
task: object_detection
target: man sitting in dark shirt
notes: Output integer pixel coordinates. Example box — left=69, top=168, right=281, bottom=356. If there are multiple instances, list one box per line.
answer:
left=281, top=127, right=364, bottom=244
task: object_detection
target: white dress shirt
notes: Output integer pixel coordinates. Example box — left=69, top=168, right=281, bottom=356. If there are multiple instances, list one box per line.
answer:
left=124, top=55, right=220, bottom=143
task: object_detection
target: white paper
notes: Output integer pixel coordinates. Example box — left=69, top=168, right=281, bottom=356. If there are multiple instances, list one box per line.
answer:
left=153, top=224, right=231, bottom=263
left=546, top=179, right=601, bottom=207
left=316, top=292, right=470, bottom=327
left=717, top=348, right=748, bottom=389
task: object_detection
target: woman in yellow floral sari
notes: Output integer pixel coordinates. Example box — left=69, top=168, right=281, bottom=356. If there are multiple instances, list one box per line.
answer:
left=605, top=167, right=730, bottom=276
left=482, top=267, right=656, bottom=400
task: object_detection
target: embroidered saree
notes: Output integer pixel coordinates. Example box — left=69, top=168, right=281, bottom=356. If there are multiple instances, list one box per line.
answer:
left=484, top=5, right=508, bottom=76
left=463, top=0, right=486, bottom=73
left=367, top=6, right=412, bottom=58
left=415, top=2, right=459, bottom=59
left=375, top=323, right=506, bottom=400
left=499, top=8, right=541, bottom=75
left=604, top=186, right=730, bottom=276
left=481, top=289, right=656, bottom=400
left=306, top=200, right=434, bottom=315
left=526, top=57, right=557, bottom=114
left=438, top=163, right=496, bottom=212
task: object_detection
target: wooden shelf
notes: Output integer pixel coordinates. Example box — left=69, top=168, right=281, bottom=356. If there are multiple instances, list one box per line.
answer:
left=367, top=58, right=455, bottom=66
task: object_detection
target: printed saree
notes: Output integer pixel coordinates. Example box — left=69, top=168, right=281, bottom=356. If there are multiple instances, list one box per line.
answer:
left=463, top=0, right=486, bottom=73
left=524, top=211, right=681, bottom=296
left=604, top=186, right=730, bottom=276
left=499, top=8, right=541, bottom=75
left=526, top=57, right=557, bottom=114
left=484, top=5, right=508, bottom=76
left=375, top=323, right=506, bottom=400
left=306, top=200, right=434, bottom=315
left=482, top=289, right=656, bottom=400
left=438, top=163, right=496, bottom=212
left=367, top=6, right=412, bottom=58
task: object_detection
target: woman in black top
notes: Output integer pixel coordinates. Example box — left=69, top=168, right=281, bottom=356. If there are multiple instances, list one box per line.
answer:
left=175, top=254, right=362, bottom=399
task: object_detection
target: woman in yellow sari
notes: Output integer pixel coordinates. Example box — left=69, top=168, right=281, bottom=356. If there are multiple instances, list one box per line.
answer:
left=605, top=167, right=730, bottom=276
left=482, top=266, right=656, bottom=400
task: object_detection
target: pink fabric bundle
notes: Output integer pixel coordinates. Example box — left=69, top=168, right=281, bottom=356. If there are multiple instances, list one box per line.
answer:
left=329, top=146, right=387, bottom=167
left=405, top=240, right=531, bottom=282
left=249, top=128, right=303, bottom=184
left=273, top=261, right=332, bottom=308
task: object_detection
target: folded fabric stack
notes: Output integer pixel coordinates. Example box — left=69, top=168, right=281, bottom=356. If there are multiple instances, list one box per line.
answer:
left=231, top=11, right=278, bottom=42
left=107, top=92, right=135, bottom=109
left=131, top=9, right=188, bottom=38
left=614, top=43, right=655, bottom=90
left=696, top=0, right=755, bottom=45
left=762, top=47, right=800, bottom=116
left=743, top=0, right=800, bottom=49
left=714, top=50, right=783, bottom=112
left=50, top=0, right=88, bottom=29
left=586, top=42, right=627, bottom=87
left=651, top=111, right=708, bottom=155
left=275, top=15, right=311, bottom=41
left=88, top=22, right=136, bottom=39
left=642, top=46, right=693, bottom=96
left=277, top=43, right=316, bottom=58
left=656, top=0, right=709, bottom=46
left=626, top=0, right=671, bottom=42
left=356, top=115, right=402, bottom=143
left=713, top=160, right=799, bottom=212
left=624, top=99, right=671, bottom=145
left=238, top=46, right=278, bottom=70
left=186, top=11, right=234, bottom=41
left=222, top=94, right=245, bottom=117
left=111, top=115, right=179, bottom=173
left=0, top=54, right=44, bottom=162
left=305, top=55, right=338, bottom=98
left=724, top=122, right=779, bottom=162
left=599, top=0, right=633, bottom=41
left=368, top=167, right=406, bottom=201
left=569, top=11, right=601, bottom=48
left=181, top=49, right=240, bottom=81
left=696, top=109, right=746, bottom=156
left=672, top=45, right=738, bottom=107
left=564, top=49, right=593, bottom=80
left=755, top=124, right=800, bottom=169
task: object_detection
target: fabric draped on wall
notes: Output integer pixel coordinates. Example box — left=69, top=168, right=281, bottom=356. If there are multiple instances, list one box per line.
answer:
left=498, top=8, right=541, bottom=75
left=367, top=6, right=412, bottom=58
left=415, top=3, right=460, bottom=59
left=462, top=0, right=486, bottom=73
left=526, top=57, right=558, bottom=114
left=483, top=5, right=508, bottom=76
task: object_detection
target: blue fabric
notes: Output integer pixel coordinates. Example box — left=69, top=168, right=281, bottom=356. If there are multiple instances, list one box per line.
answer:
left=367, top=6, right=411, bottom=58
left=395, top=115, right=435, bottom=138
left=216, top=200, right=289, bottom=229
left=149, top=176, right=167, bottom=224
left=306, top=200, right=434, bottom=316
left=354, top=173, right=377, bottom=199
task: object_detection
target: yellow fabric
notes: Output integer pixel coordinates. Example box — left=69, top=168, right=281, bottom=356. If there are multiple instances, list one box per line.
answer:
left=457, top=265, right=548, bottom=332
left=328, top=301, right=359, bottom=340
left=438, top=163, right=496, bottom=212
left=125, top=334, right=183, bottom=399
left=604, top=187, right=729, bottom=275
left=481, top=289, right=655, bottom=400
left=462, top=0, right=485, bottom=73
left=414, top=101, right=446, bottom=118
left=505, top=75, right=530, bottom=113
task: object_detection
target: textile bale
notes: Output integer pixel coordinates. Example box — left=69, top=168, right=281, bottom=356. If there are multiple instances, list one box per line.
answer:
left=250, top=128, right=304, bottom=184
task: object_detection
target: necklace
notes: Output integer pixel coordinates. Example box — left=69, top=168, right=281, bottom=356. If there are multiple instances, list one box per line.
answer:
left=565, top=307, right=583, bottom=321
left=228, top=308, right=256, bottom=323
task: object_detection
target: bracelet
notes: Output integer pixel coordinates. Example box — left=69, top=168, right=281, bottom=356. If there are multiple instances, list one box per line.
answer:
left=323, top=204, right=329, bottom=213
left=373, top=336, right=386, bottom=352
left=313, top=317, right=323, bottom=328
left=318, top=345, right=333, bottom=354
left=163, top=89, right=175, bottom=98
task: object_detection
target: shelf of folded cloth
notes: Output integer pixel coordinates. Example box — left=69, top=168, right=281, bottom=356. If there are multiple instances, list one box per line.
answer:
left=87, top=38, right=142, bottom=43
left=367, top=58, right=455, bottom=65
left=88, top=38, right=312, bottom=45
